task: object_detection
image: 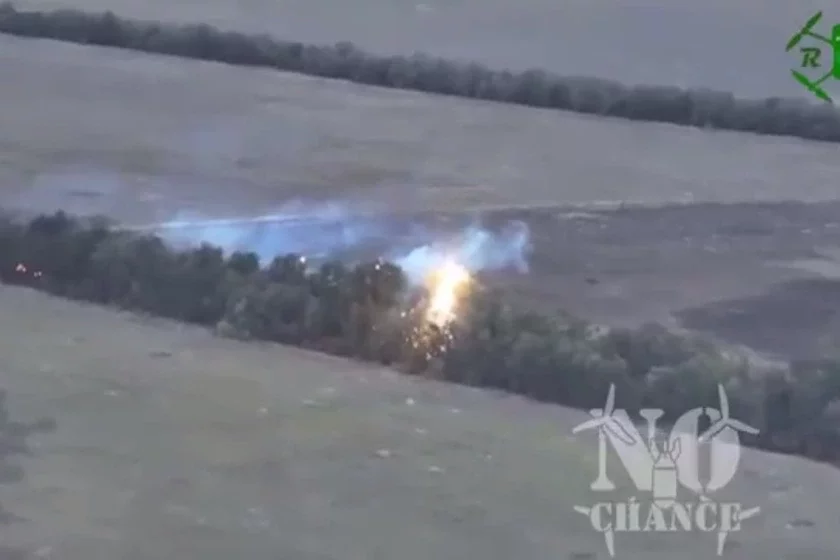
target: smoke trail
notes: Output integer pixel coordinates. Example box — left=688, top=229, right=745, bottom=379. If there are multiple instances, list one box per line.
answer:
left=156, top=201, right=392, bottom=262
left=153, top=201, right=532, bottom=284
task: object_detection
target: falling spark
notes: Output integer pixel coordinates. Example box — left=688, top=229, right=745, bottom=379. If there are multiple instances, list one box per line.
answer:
left=14, top=262, right=42, bottom=279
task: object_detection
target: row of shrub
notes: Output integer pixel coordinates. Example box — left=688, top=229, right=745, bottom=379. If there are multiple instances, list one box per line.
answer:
left=1, top=2, right=840, bottom=143
left=2, top=209, right=839, bottom=465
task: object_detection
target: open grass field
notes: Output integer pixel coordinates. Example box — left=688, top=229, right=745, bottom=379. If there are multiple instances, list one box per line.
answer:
left=2, top=284, right=840, bottom=559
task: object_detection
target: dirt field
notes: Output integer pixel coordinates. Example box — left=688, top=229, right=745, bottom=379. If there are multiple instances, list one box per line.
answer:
left=1, top=284, right=839, bottom=559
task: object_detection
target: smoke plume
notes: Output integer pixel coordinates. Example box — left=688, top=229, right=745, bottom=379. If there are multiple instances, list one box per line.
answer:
left=390, top=221, right=530, bottom=283
left=156, top=201, right=390, bottom=260
left=152, top=201, right=532, bottom=284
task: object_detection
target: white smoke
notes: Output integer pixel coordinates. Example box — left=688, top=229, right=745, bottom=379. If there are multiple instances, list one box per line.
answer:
left=151, top=201, right=532, bottom=284
left=390, top=221, right=531, bottom=284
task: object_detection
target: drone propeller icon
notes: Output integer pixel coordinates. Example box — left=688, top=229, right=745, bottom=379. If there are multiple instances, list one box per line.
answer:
left=572, top=384, right=636, bottom=446
left=786, top=11, right=840, bottom=103
left=698, top=384, right=759, bottom=443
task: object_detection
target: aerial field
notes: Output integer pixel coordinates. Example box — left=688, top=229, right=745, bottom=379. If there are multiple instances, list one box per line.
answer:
left=3, top=34, right=840, bottom=356
left=2, top=1, right=840, bottom=558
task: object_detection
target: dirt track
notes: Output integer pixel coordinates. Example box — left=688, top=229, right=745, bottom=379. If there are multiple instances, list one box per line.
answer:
left=1, top=284, right=839, bottom=559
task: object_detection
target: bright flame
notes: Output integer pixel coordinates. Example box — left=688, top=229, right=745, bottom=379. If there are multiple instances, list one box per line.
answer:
left=425, top=258, right=471, bottom=327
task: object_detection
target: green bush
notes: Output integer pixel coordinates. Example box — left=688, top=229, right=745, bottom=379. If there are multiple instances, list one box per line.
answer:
left=2, top=210, right=840, bottom=465
left=1, top=2, right=840, bottom=143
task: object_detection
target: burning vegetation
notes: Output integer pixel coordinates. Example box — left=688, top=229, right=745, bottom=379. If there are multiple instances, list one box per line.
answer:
left=423, top=258, right=471, bottom=328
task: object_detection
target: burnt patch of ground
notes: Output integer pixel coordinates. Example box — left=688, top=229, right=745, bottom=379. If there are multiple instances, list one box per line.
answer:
left=677, top=279, right=840, bottom=361
left=477, top=200, right=840, bottom=358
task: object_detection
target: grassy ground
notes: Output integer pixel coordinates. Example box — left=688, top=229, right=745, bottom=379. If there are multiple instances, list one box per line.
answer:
left=1, top=284, right=839, bottom=559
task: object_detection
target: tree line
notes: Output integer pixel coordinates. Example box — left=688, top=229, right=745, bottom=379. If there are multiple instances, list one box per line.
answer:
left=0, top=2, right=839, bottom=142
left=2, top=210, right=839, bottom=468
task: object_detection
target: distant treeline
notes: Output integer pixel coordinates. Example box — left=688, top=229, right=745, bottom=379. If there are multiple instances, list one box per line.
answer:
left=1, top=2, right=840, bottom=142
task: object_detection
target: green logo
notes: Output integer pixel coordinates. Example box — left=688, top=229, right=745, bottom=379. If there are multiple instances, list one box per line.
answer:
left=786, top=11, right=839, bottom=103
